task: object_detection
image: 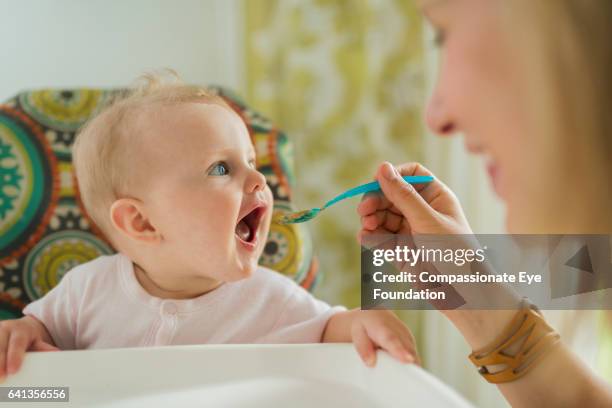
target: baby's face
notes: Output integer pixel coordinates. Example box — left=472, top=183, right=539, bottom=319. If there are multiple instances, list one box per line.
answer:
left=133, top=103, right=273, bottom=282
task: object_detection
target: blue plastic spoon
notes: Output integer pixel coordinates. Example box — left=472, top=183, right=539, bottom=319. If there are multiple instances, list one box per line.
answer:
left=275, top=175, right=434, bottom=224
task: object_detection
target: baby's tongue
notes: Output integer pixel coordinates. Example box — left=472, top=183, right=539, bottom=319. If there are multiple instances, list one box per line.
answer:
left=235, top=219, right=251, bottom=241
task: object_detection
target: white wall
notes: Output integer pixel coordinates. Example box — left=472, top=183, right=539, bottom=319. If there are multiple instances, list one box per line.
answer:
left=0, top=0, right=243, bottom=100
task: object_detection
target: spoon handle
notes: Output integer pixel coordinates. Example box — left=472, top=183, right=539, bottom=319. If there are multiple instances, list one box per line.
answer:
left=322, top=175, right=434, bottom=209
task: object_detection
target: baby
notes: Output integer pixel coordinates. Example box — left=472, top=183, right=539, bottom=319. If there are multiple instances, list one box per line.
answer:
left=0, top=74, right=417, bottom=380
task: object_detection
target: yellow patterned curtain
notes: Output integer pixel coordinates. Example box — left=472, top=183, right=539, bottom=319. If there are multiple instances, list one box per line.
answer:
left=244, top=0, right=425, bottom=309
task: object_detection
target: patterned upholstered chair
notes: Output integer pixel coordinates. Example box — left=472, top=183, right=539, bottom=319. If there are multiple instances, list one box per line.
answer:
left=0, top=88, right=318, bottom=319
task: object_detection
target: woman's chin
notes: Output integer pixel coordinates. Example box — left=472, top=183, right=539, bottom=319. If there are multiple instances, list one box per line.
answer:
left=505, top=208, right=549, bottom=234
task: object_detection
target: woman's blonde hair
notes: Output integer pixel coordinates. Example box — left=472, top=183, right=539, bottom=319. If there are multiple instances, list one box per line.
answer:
left=502, top=1, right=611, bottom=233
left=72, top=70, right=229, bottom=238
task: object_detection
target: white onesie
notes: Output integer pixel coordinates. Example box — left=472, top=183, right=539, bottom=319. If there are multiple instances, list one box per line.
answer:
left=24, top=254, right=344, bottom=350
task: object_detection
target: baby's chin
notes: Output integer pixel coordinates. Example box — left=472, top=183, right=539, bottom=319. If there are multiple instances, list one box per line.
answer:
left=206, top=225, right=269, bottom=282
left=222, top=260, right=259, bottom=282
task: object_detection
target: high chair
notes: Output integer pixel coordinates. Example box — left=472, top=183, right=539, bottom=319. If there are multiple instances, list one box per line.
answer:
left=0, top=87, right=318, bottom=318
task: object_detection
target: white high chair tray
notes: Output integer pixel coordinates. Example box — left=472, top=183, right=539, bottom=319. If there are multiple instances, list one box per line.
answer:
left=5, top=344, right=473, bottom=407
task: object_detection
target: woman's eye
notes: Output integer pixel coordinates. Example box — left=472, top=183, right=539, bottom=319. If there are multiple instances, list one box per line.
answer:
left=433, top=29, right=446, bottom=47
left=209, top=162, right=230, bottom=176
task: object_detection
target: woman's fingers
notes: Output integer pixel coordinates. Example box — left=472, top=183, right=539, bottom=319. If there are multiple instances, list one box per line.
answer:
left=357, top=193, right=376, bottom=216
left=357, top=193, right=386, bottom=216
left=358, top=160, right=459, bottom=242
left=376, top=162, right=437, bottom=224
left=394, top=162, right=438, bottom=191
left=416, top=182, right=443, bottom=204
left=392, top=162, right=455, bottom=205
left=351, top=323, right=377, bottom=367
left=361, top=210, right=404, bottom=232
left=357, top=162, right=437, bottom=235
left=360, top=213, right=380, bottom=231
left=357, top=227, right=399, bottom=246
left=359, top=161, right=450, bottom=217
left=382, top=211, right=404, bottom=232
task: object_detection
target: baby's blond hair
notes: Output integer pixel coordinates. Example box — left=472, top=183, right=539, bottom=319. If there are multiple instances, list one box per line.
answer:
left=72, top=70, right=230, bottom=238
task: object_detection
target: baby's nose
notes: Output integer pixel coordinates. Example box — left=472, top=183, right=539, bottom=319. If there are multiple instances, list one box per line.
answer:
left=246, top=168, right=266, bottom=193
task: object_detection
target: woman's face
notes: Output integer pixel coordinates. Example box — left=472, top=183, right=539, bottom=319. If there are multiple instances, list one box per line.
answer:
left=422, top=0, right=537, bottom=232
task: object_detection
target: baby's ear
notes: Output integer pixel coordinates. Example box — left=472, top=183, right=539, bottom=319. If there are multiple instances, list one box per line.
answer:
left=109, top=198, right=161, bottom=244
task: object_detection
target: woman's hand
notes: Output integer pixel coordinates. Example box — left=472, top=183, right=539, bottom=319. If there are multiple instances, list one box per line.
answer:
left=357, top=162, right=472, bottom=241
left=356, top=160, right=521, bottom=342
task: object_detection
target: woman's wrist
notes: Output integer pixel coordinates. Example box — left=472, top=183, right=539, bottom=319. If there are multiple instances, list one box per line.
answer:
left=436, top=254, right=524, bottom=350
left=443, top=308, right=521, bottom=351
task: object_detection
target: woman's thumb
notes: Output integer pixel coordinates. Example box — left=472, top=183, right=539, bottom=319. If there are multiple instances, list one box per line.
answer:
left=377, top=162, right=435, bottom=222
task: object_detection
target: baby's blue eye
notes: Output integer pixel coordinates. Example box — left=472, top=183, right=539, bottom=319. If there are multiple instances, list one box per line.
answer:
left=209, top=162, right=230, bottom=176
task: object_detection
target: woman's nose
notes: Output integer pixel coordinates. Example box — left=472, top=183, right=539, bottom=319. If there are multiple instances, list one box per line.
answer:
left=246, top=167, right=266, bottom=194
left=425, top=93, right=456, bottom=136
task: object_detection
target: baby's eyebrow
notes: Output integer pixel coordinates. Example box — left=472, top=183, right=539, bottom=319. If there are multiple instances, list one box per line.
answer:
left=198, top=147, right=249, bottom=154
left=199, top=147, right=257, bottom=161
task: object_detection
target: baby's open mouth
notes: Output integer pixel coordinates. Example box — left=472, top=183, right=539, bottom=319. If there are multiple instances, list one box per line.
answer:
left=235, top=205, right=265, bottom=244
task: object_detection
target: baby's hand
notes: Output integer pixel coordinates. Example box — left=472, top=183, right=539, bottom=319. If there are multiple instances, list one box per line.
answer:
left=0, top=316, right=59, bottom=381
left=350, top=310, right=419, bottom=367
left=323, top=309, right=419, bottom=367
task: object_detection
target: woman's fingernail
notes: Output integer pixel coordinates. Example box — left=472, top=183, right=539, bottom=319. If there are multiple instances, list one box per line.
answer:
left=383, top=162, right=397, bottom=180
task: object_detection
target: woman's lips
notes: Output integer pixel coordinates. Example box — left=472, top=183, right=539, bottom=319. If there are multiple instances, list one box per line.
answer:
left=486, top=160, right=502, bottom=196
left=466, top=143, right=504, bottom=197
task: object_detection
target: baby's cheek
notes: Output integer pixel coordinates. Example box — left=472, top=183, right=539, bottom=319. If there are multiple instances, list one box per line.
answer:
left=263, top=184, right=274, bottom=205
left=190, top=198, right=236, bottom=239
left=263, top=185, right=274, bottom=227
left=260, top=212, right=272, bottom=240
